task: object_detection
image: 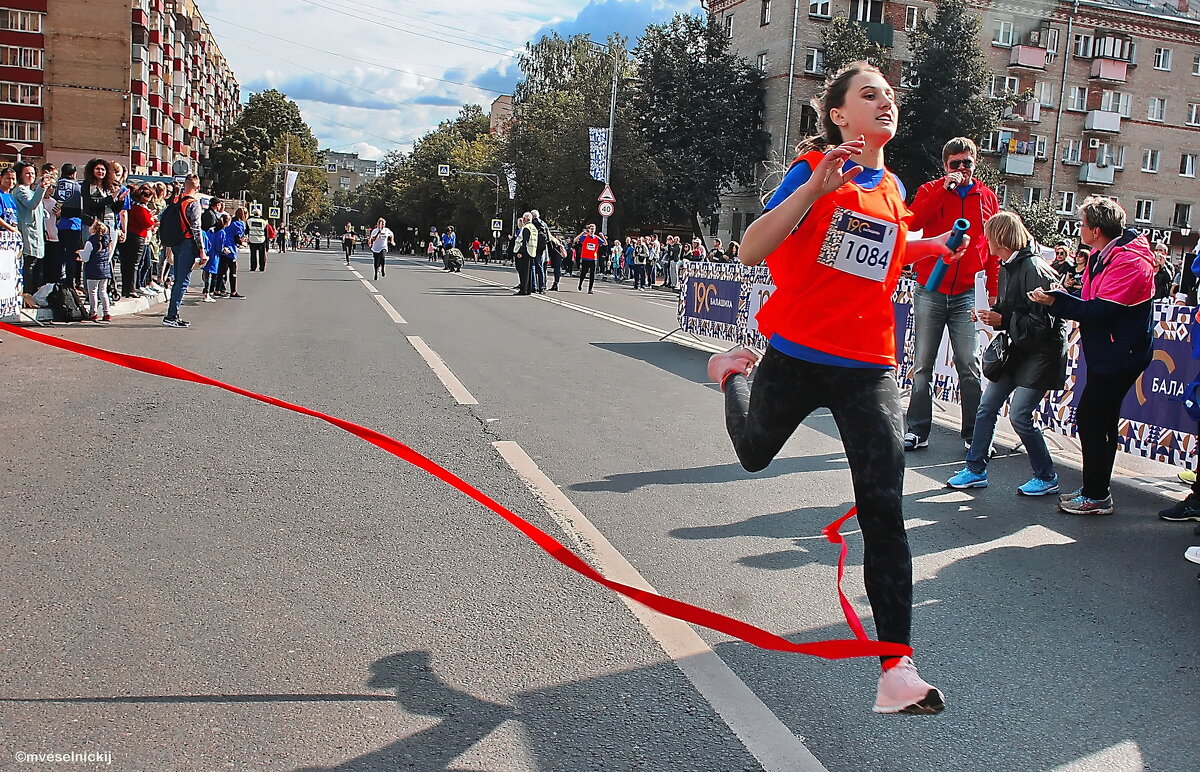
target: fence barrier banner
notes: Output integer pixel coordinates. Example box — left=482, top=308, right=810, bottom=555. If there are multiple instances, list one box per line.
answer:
left=677, top=260, right=1199, bottom=468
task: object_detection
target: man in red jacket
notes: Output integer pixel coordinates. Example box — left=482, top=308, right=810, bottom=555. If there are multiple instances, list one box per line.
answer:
left=904, top=137, right=1000, bottom=452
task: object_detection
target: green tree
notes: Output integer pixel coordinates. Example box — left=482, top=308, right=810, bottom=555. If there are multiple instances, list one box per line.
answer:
left=890, top=0, right=995, bottom=191
left=392, top=105, right=493, bottom=236
left=508, top=33, right=644, bottom=230
left=248, top=133, right=327, bottom=226
left=1007, top=198, right=1061, bottom=246
left=632, top=13, right=769, bottom=236
left=209, top=89, right=321, bottom=206
left=820, top=15, right=890, bottom=76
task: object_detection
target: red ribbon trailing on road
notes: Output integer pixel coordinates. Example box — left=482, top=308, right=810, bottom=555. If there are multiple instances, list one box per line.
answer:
left=1, top=321, right=912, bottom=661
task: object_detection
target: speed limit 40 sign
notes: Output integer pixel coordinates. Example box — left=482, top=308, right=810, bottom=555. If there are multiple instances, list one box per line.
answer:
left=598, top=201, right=615, bottom=217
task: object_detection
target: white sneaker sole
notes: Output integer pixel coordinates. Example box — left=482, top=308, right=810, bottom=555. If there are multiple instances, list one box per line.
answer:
left=874, top=688, right=946, bottom=715
left=947, top=479, right=987, bottom=489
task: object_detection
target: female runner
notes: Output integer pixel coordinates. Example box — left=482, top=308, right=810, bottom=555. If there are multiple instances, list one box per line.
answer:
left=707, top=62, right=967, bottom=714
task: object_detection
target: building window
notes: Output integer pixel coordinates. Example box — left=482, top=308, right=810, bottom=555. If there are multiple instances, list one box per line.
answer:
left=0, top=45, right=42, bottom=70
left=798, top=104, right=819, bottom=135
left=1194, top=52, right=1200, bottom=75
left=1094, top=36, right=1132, bottom=61
left=1181, top=153, right=1197, bottom=178
left=900, top=61, right=920, bottom=88
left=1072, top=33, right=1093, bottom=58
left=0, top=119, right=41, bottom=142
left=1142, top=148, right=1160, bottom=172
left=991, top=75, right=1019, bottom=98
left=1062, top=138, right=1082, bottom=163
left=1108, top=145, right=1126, bottom=169
left=993, top=20, right=1014, bottom=47
left=809, top=0, right=830, bottom=16
left=995, top=184, right=1008, bottom=207
left=849, top=0, right=884, bottom=23
left=1135, top=200, right=1153, bottom=223
left=1187, top=103, right=1200, bottom=126
left=1046, top=28, right=1060, bottom=57
left=724, top=15, right=733, bottom=38
left=1035, top=81, right=1055, bottom=107
left=1033, top=135, right=1048, bottom=159
left=761, top=0, right=771, bottom=25
left=1176, top=203, right=1193, bottom=228
left=0, top=81, right=41, bottom=106
left=905, top=5, right=920, bottom=31
left=756, top=52, right=767, bottom=72
left=1024, top=187, right=1044, bottom=206
left=1147, top=97, right=1166, bottom=122
left=1153, top=47, right=1172, bottom=71
left=1067, top=86, right=1087, bottom=112
left=1100, top=90, right=1130, bottom=117
left=0, top=10, right=43, bottom=33
left=804, top=48, right=825, bottom=75
left=339, top=177, right=350, bottom=189
left=1058, top=190, right=1076, bottom=214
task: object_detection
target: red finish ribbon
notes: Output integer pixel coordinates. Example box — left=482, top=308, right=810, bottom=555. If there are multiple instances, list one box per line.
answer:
left=1, top=321, right=912, bottom=660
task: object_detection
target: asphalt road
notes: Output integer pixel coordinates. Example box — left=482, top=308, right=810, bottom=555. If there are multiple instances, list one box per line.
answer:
left=2, top=248, right=1196, bottom=772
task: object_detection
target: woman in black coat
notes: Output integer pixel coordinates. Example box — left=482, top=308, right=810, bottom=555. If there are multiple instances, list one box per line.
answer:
left=947, top=211, right=1067, bottom=496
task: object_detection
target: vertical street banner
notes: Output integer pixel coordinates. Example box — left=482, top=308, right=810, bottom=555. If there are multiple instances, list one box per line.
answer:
left=503, top=164, right=517, bottom=200
left=588, top=128, right=609, bottom=182
left=283, top=170, right=299, bottom=203
left=0, top=246, right=20, bottom=318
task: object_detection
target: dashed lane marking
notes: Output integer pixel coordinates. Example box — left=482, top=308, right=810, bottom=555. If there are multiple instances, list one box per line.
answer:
left=406, top=335, right=478, bottom=405
left=359, top=278, right=378, bottom=293
left=493, top=440, right=828, bottom=772
left=372, top=294, right=407, bottom=324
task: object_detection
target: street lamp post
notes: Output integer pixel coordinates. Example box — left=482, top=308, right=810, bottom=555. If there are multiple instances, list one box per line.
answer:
left=586, top=38, right=620, bottom=238
left=4, top=142, right=33, bottom=163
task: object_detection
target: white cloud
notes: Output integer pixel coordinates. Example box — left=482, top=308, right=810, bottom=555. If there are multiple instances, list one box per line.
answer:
left=200, top=0, right=699, bottom=157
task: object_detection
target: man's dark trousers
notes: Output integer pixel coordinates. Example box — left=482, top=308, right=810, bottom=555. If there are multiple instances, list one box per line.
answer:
left=515, top=253, right=531, bottom=294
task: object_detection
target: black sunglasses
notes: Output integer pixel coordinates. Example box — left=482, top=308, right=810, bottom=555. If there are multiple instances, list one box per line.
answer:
left=948, top=159, right=974, bottom=170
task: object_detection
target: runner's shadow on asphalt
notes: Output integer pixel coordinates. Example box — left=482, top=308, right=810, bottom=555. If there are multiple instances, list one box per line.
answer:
left=424, top=287, right=514, bottom=296
left=570, top=452, right=849, bottom=493
left=293, top=651, right=514, bottom=772
left=589, top=341, right=711, bottom=386
left=671, top=488, right=980, bottom=571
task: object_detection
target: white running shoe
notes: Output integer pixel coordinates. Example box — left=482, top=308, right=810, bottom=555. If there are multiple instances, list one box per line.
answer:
left=1185, top=546, right=1200, bottom=565
left=873, top=657, right=945, bottom=715
left=706, top=346, right=760, bottom=388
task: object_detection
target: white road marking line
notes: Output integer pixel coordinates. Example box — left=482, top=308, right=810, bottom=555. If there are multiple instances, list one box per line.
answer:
left=493, top=440, right=827, bottom=772
left=372, top=294, right=407, bottom=324
left=359, top=278, right=378, bottom=293
left=406, top=336, right=478, bottom=405
left=401, top=259, right=726, bottom=354
left=350, top=269, right=363, bottom=278
left=1050, top=741, right=1145, bottom=771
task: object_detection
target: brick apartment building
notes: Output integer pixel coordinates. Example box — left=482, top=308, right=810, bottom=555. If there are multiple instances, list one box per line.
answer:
left=0, top=0, right=239, bottom=178
left=323, top=150, right=378, bottom=193
left=709, top=0, right=1200, bottom=257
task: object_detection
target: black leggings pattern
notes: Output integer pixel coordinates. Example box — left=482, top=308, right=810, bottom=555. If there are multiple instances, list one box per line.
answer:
left=577, top=260, right=596, bottom=292
left=724, top=347, right=913, bottom=649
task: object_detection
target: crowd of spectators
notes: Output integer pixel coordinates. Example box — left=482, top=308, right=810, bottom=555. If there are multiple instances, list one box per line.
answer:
left=0, top=160, right=287, bottom=326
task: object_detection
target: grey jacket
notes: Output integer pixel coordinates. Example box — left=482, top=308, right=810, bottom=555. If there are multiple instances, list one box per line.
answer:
left=12, top=184, right=47, bottom=257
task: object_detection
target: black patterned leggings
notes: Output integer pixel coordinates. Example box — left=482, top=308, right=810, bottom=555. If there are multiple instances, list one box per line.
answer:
left=724, top=347, right=912, bottom=649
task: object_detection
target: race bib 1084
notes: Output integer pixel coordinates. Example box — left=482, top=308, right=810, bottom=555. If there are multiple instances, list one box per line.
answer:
left=817, top=207, right=899, bottom=283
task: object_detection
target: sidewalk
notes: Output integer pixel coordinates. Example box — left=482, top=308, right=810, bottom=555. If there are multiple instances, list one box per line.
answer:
left=4, top=287, right=168, bottom=325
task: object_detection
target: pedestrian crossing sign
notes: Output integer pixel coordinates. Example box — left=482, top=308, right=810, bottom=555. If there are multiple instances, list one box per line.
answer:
left=268, top=207, right=281, bottom=219
left=491, top=218, right=504, bottom=231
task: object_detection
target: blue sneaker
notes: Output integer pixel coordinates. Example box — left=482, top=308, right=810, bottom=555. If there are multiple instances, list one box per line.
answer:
left=1018, top=475, right=1060, bottom=496
left=947, top=468, right=988, bottom=489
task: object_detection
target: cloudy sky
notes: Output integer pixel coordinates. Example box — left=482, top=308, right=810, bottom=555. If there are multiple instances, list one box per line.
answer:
left=200, top=0, right=701, bottom=161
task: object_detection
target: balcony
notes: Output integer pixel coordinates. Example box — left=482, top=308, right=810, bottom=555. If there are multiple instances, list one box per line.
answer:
left=1002, top=100, right=1042, bottom=123
left=1084, top=109, right=1122, bottom=132
left=854, top=21, right=894, bottom=47
left=1078, top=163, right=1115, bottom=185
left=1009, top=45, right=1048, bottom=69
left=1090, top=58, right=1128, bottom=82
left=999, top=152, right=1037, bottom=176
